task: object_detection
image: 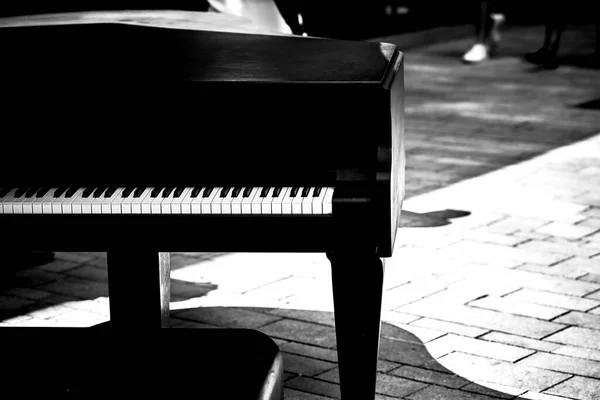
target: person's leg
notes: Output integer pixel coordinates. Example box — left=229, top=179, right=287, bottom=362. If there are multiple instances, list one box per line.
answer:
left=463, top=0, right=492, bottom=63
left=524, top=4, right=564, bottom=68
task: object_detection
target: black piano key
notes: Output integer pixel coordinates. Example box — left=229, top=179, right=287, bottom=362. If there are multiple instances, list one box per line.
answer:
left=0, top=188, right=10, bottom=197
left=15, top=188, right=28, bottom=198
left=104, top=187, right=117, bottom=198
left=232, top=187, right=242, bottom=198
left=151, top=187, right=163, bottom=198
left=122, top=187, right=135, bottom=198
left=35, top=187, right=50, bottom=198
left=54, top=187, right=68, bottom=198
left=174, top=187, right=185, bottom=198
left=301, top=187, right=311, bottom=198
left=243, top=187, right=253, bottom=197
left=25, top=187, right=39, bottom=198
left=65, top=187, right=78, bottom=198
left=260, top=187, right=270, bottom=197
left=93, top=187, right=107, bottom=198
left=162, top=187, right=175, bottom=198
left=191, top=187, right=203, bottom=198
left=133, top=187, right=145, bottom=198
left=202, top=187, right=214, bottom=198
left=82, top=187, right=95, bottom=198
left=313, top=187, right=322, bottom=197
left=273, top=187, right=282, bottom=197
left=220, top=187, right=231, bottom=198
left=290, top=187, right=300, bottom=197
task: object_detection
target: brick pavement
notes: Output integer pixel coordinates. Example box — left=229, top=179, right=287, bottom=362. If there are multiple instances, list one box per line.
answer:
left=2, top=23, right=600, bottom=400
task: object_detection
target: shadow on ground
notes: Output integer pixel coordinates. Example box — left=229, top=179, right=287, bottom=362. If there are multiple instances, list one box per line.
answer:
left=399, top=209, right=471, bottom=228
left=171, top=306, right=528, bottom=399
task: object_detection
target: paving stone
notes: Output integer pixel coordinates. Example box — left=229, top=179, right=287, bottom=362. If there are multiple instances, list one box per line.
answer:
left=35, top=278, right=108, bottom=299
left=486, top=217, right=550, bottom=234
left=520, top=391, right=574, bottom=400
left=11, top=268, right=63, bottom=288
left=406, top=385, right=501, bottom=400
left=175, top=306, right=281, bottom=329
left=545, top=376, right=600, bottom=400
left=425, top=333, right=534, bottom=362
left=544, top=326, right=600, bottom=350
left=284, top=388, right=332, bottom=400
left=409, top=315, right=489, bottom=337
left=381, top=322, right=446, bottom=343
left=538, top=257, right=600, bottom=279
left=281, top=342, right=338, bottom=363
left=461, top=381, right=525, bottom=399
left=38, top=259, right=81, bottom=273
left=398, top=299, right=565, bottom=339
left=375, top=373, right=428, bottom=398
left=498, top=268, right=600, bottom=297
left=0, top=295, right=34, bottom=314
left=553, top=345, right=600, bottom=362
left=505, top=289, right=600, bottom=311
left=536, top=222, right=600, bottom=240
left=516, top=239, right=600, bottom=258
left=518, top=352, right=600, bottom=378
left=64, top=265, right=108, bottom=283
left=4, top=287, right=54, bottom=301
left=463, top=230, right=527, bottom=246
left=378, top=336, right=434, bottom=367
left=438, top=352, right=570, bottom=392
left=170, top=279, right=218, bottom=300
left=552, top=311, right=600, bottom=329
left=286, top=377, right=340, bottom=399
left=389, top=365, right=470, bottom=389
left=282, top=353, right=336, bottom=377
left=259, top=318, right=337, bottom=348
left=579, top=273, right=600, bottom=284
left=54, top=252, right=97, bottom=264
left=469, top=295, right=568, bottom=320
left=479, top=332, right=562, bottom=352
left=266, top=308, right=335, bottom=326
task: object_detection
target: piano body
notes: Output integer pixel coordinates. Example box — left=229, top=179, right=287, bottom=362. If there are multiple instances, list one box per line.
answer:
left=0, top=14, right=404, bottom=400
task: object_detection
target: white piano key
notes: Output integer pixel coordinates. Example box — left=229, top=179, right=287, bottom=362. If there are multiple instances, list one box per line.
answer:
left=311, top=187, right=327, bottom=214
left=1, top=188, right=18, bottom=214
left=241, top=187, right=260, bottom=214
left=12, top=189, right=28, bottom=214
left=301, top=187, right=314, bottom=214
left=220, top=188, right=236, bottom=215
left=91, top=188, right=107, bottom=214
left=22, top=189, right=37, bottom=214
left=81, top=189, right=97, bottom=214
left=32, top=189, right=53, bottom=214
left=132, top=188, right=153, bottom=214
left=150, top=188, right=165, bottom=214
left=271, top=187, right=288, bottom=215
left=191, top=187, right=205, bottom=214
left=64, top=188, right=86, bottom=214
left=292, top=187, right=304, bottom=215
left=210, top=187, right=228, bottom=215
left=109, top=188, right=126, bottom=214
left=231, top=187, right=245, bottom=214
left=101, top=188, right=122, bottom=214
left=261, top=187, right=274, bottom=215
left=50, top=189, right=69, bottom=214
left=120, top=188, right=136, bottom=214
left=251, top=187, right=264, bottom=215
left=141, top=187, right=156, bottom=214
left=323, top=187, right=334, bottom=214
left=40, top=189, right=59, bottom=214
left=170, top=188, right=190, bottom=214
left=180, top=187, right=195, bottom=214
left=203, top=187, right=221, bottom=214
left=159, top=188, right=177, bottom=214
left=281, top=187, right=294, bottom=214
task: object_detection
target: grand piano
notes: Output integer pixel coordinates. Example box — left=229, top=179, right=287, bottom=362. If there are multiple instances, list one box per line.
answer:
left=0, top=11, right=405, bottom=400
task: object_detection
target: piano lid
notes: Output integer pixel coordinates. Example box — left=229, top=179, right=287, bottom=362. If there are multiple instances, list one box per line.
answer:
left=0, top=13, right=401, bottom=87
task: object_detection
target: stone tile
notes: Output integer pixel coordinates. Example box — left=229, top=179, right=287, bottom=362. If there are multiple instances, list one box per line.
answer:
left=518, top=352, right=600, bottom=378
left=438, top=352, right=570, bottom=392
left=175, top=306, right=281, bottom=329
left=501, top=268, right=600, bottom=297
left=284, top=388, right=332, bottom=400
left=487, top=216, right=550, bottom=234
left=170, top=279, right=218, bottom=300
left=545, top=376, right=600, bottom=400
left=398, top=299, right=565, bottom=339
left=410, top=317, right=489, bottom=338
left=35, top=278, right=108, bottom=299
left=378, top=336, right=433, bottom=366
left=38, top=259, right=81, bottom=273
left=282, top=353, right=336, bottom=377
left=64, top=265, right=108, bottom=282
left=381, top=322, right=445, bottom=343
left=544, top=326, right=600, bottom=350
left=4, top=287, right=53, bottom=301
left=505, top=289, right=600, bottom=311
left=0, top=295, right=34, bottom=314
left=406, top=385, right=501, bottom=400
left=479, top=332, right=562, bottom=352
left=536, top=222, right=600, bottom=240
left=579, top=273, right=600, bottom=284
left=553, top=311, right=600, bottom=329
left=520, top=391, right=574, bottom=400
left=463, top=230, right=527, bottom=246
left=286, top=377, right=340, bottom=399
left=461, top=381, right=526, bottom=399
left=375, top=373, right=428, bottom=398
left=54, top=252, right=97, bottom=264
left=281, top=342, right=338, bottom=363
left=553, top=345, right=600, bottom=362
left=538, top=257, right=600, bottom=279
left=469, top=295, right=568, bottom=320
left=266, top=309, right=335, bottom=327
left=425, top=333, right=534, bottom=362
left=259, top=318, right=337, bottom=348
left=389, top=365, right=470, bottom=389
left=49, top=309, right=108, bottom=327
left=381, top=310, right=422, bottom=325
left=516, top=239, right=600, bottom=258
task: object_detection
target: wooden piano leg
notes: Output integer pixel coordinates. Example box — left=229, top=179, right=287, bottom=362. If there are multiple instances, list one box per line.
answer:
left=106, top=251, right=171, bottom=329
left=327, top=253, right=384, bottom=400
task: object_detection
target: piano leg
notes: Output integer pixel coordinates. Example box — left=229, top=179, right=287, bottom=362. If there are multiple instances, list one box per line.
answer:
left=106, top=251, right=171, bottom=329
left=327, top=253, right=384, bottom=400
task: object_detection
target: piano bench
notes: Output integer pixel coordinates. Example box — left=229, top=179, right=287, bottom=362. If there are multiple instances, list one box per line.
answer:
left=0, top=327, right=283, bottom=400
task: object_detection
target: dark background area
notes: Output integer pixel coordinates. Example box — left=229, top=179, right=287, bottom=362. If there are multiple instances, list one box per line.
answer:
left=0, top=1, right=595, bottom=40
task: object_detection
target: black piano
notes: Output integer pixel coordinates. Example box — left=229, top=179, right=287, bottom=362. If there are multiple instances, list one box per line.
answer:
left=0, top=18, right=404, bottom=400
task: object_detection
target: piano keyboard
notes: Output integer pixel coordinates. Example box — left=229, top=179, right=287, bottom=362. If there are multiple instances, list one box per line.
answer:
left=0, top=186, right=334, bottom=215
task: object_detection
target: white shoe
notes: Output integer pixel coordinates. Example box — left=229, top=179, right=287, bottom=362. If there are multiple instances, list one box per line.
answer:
left=462, top=43, right=488, bottom=63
